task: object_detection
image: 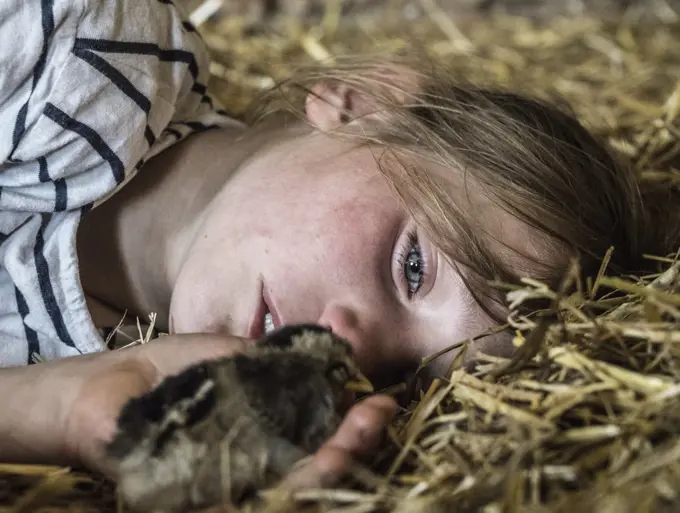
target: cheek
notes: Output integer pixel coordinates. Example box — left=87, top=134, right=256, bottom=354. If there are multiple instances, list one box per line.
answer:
left=169, top=282, right=218, bottom=334
left=303, top=201, right=387, bottom=276
left=169, top=252, right=234, bottom=334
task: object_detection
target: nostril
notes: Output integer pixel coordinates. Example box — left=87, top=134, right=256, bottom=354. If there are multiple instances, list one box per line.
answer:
left=318, top=322, right=333, bottom=334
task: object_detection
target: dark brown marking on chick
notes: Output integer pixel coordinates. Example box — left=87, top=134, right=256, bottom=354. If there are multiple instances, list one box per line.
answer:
left=231, top=350, right=339, bottom=450
left=108, top=362, right=217, bottom=459
left=107, top=324, right=370, bottom=513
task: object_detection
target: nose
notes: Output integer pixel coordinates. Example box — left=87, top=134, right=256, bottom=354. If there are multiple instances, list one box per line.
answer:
left=319, top=303, right=417, bottom=392
left=317, top=302, right=386, bottom=374
left=317, top=303, right=362, bottom=349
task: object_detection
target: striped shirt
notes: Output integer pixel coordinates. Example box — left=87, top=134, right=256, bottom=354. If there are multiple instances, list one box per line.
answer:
left=0, top=0, right=241, bottom=366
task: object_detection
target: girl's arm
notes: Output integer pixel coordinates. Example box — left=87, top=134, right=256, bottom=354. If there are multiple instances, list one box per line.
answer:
left=0, top=342, right=161, bottom=469
left=0, top=359, right=92, bottom=467
left=0, top=333, right=396, bottom=490
left=0, top=333, right=247, bottom=472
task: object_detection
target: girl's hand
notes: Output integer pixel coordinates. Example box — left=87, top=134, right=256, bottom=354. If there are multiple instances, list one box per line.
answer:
left=62, top=333, right=252, bottom=474
left=280, top=393, right=396, bottom=490
left=2, top=334, right=397, bottom=490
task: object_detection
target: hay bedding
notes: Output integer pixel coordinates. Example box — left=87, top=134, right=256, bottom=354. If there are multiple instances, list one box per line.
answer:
left=2, top=1, right=680, bottom=511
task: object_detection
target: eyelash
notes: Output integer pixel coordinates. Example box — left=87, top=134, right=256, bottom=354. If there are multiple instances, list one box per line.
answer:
left=396, top=230, right=428, bottom=299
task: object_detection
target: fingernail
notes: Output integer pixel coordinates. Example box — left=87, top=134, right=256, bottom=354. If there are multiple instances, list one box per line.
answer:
left=376, top=402, right=398, bottom=418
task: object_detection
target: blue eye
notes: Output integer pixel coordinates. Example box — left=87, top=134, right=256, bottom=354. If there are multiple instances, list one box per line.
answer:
left=398, top=231, right=425, bottom=298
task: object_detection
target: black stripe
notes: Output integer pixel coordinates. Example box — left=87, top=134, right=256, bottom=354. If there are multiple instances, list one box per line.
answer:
left=0, top=232, right=8, bottom=246
left=44, top=103, right=125, bottom=185
left=38, top=156, right=67, bottom=216
left=73, top=48, right=158, bottom=151
left=81, top=203, right=94, bottom=216
left=10, top=0, right=55, bottom=155
left=200, top=95, right=214, bottom=108
left=164, top=127, right=183, bottom=139
left=73, top=48, right=152, bottom=114
left=73, top=39, right=199, bottom=80
left=38, top=157, right=50, bottom=182
left=180, top=121, right=220, bottom=132
left=34, top=214, right=78, bottom=349
left=15, top=287, right=41, bottom=365
left=192, top=83, right=207, bottom=96
left=54, top=178, right=67, bottom=211
left=144, top=126, right=156, bottom=146
left=182, top=21, right=197, bottom=33
left=12, top=105, right=29, bottom=153
left=157, top=0, right=173, bottom=3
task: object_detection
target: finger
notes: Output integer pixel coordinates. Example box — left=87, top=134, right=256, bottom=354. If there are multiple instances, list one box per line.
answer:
left=327, top=395, right=398, bottom=454
left=277, top=396, right=397, bottom=491
left=280, top=446, right=352, bottom=490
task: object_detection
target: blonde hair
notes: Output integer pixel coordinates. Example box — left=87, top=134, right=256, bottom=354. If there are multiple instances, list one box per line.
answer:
left=248, top=56, right=680, bottom=320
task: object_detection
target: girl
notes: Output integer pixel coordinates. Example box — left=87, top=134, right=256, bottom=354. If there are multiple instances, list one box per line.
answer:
left=1, top=0, right=677, bottom=489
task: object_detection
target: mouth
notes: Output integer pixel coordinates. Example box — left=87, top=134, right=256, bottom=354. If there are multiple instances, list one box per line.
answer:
left=263, top=311, right=274, bottom=334
left=248, top=282, right=281, bottom=339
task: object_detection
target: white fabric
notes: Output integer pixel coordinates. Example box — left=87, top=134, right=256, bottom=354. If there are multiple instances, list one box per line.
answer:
left=0, top=0, right=241, bottom=366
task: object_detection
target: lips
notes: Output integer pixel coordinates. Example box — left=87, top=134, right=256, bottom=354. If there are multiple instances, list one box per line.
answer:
left=248, top=295, right=267, bottom=339
left=248, top=283, right=282, bottom=339
left=262, top=286, right=282, bottom=330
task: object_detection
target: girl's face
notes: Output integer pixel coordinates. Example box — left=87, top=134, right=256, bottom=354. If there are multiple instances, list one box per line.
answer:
left=169, top=129, right=515, bottom=382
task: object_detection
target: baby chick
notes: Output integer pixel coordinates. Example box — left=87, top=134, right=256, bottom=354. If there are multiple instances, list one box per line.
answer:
left=106, top=324, right=373, bottom=513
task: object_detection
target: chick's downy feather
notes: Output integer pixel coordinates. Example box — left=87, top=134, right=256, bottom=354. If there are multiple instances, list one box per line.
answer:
left=107, top=324, right=365, bottom=513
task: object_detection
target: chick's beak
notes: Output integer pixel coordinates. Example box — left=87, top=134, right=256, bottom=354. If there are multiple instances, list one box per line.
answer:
left=344, top=370, right=374, bottom=393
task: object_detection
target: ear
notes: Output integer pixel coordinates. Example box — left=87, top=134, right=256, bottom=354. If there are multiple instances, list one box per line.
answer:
left=304, top=64, right=422, bottom=131
left=304, top=82, right=369, bottom=131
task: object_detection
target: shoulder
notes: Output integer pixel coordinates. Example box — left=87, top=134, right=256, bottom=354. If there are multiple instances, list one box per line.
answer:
left=0, top=0, right=224, bottom=213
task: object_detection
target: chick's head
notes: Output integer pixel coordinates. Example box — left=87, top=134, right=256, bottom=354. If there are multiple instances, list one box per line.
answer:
left=286, top=324, right=374, bottom=396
